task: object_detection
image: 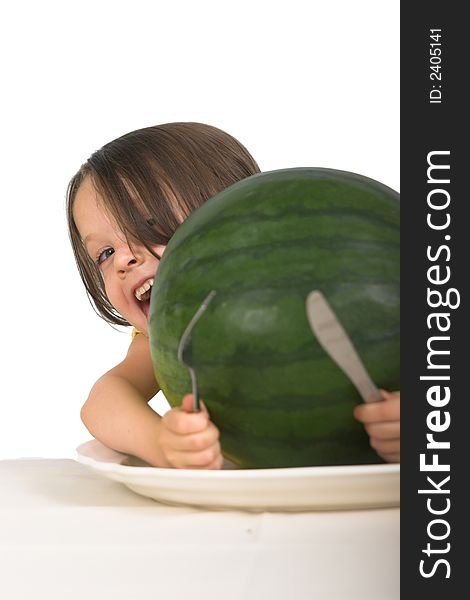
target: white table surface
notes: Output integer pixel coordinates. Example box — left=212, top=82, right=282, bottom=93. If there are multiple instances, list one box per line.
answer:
left=0, top=459, right=399, bottom=600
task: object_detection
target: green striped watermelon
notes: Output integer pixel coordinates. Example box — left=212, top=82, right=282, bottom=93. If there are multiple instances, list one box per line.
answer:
left=149, top=168, right=400, bottom=468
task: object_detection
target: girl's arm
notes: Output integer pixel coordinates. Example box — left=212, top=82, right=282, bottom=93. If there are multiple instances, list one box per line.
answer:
left=353, top=390, right=400, bottom=463
left=80, top=333, right=222, bottom=468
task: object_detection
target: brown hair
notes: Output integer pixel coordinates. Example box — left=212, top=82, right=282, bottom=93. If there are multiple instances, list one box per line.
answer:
left=66, top=122, right=261, bottom=326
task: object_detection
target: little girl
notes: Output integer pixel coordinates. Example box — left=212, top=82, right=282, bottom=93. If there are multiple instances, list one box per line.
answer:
left=67, top=122, right=400, bottom=468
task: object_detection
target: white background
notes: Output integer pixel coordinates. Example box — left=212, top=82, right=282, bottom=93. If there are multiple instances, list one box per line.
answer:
left=0, top=0, right=399, bottom=459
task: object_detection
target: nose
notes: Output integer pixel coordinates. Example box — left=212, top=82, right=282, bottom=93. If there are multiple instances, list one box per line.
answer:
left=114, top=243, right=143, bottom=275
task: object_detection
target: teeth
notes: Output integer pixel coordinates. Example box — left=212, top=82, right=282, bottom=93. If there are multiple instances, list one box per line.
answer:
left=135, top=278, right=154, bottom=301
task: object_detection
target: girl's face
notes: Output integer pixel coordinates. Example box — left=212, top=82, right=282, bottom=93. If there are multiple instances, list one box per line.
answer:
left=73, top=177, right=166, bottom=335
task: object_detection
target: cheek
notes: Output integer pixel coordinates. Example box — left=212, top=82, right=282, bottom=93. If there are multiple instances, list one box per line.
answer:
left=146, top=257, right=161, bottom=279
left=103, top=277, right=123, bottom=308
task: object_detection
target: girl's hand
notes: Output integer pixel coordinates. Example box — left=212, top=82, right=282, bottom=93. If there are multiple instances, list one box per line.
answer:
left=158, top=395, right=223, bottom=469
left=353, top=390, right=400, bottom=463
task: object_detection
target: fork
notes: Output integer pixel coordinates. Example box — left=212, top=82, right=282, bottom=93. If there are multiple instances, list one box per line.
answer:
left=177, top=290, right=217, bottom=412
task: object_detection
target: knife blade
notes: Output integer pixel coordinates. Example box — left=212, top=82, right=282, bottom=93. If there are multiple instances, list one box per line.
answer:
left=305, top=290, right=382, bottom=403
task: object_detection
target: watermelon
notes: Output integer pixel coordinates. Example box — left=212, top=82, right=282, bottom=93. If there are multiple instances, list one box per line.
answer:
left=149, top=168, right=400, bottom=468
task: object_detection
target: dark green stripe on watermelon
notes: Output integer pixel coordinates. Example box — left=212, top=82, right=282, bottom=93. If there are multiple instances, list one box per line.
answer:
left=149, top=168, right=399, bottom=468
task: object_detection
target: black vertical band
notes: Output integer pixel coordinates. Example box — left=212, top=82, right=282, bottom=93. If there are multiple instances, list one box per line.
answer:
left=401, top=2, right=466, bottom=595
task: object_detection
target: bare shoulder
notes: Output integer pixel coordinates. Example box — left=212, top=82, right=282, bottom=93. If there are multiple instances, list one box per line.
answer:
left=108, top=332, right=160, bottom=399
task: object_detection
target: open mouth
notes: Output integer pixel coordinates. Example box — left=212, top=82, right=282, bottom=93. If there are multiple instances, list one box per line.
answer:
left=134, top=278, right=154, bottom=318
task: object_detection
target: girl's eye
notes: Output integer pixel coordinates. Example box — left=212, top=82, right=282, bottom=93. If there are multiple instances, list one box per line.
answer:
left=96, top=247, right=115, bottom=265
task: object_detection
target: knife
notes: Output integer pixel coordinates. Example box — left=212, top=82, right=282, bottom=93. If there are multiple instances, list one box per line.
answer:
left=305, top=290, right=382, bottom=403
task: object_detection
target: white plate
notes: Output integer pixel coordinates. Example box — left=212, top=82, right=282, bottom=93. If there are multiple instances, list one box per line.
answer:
left=76, top=439, right=400, bottom=512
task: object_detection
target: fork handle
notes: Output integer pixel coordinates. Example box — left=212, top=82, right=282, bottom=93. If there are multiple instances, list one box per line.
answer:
left=189, top=369, right=201, bottom=412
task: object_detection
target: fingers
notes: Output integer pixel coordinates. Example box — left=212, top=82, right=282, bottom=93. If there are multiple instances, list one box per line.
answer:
left=353, top=390, right=400, bottom=424
left=162, top=421, right=220, bottom=453
left=354, top=389, right=401, bottom=463
left=164, top=440, right=223, bottom=469
left=159, top=395, right=223, bottom=469
left=363, top=420, right=400, bottom=441
left=163, top=396, right=210, bottom=435
left=379, top=452, right=400, bottom=463
left=369, top=437, right=400, bottom=454
left=363, top=420, right=400, bottom=463
left=372, top=441, right=400, bottom=463
left=181, top=393, right=198, bottom=413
